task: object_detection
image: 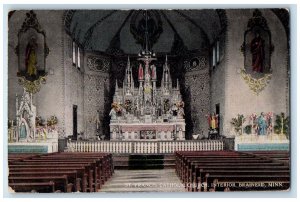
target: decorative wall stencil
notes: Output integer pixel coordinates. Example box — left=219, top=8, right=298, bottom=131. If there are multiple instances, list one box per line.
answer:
left=87, top=56, right=110, bottom=72
left=184, top=71, right=210, bottom=137
left=84, top=73, right=110, bottom=138
left=240, top=9, right=274, bottom=94
left=185, top=57, right=207, bottom=71
left=241, top=69, right=272, bottom=95
left=15, top=10, right=49, bottom=93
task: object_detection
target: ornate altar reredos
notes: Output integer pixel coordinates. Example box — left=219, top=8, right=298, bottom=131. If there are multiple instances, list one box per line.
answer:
left=8, top=89, right=58, bottom=153
left=109, top=56, right=186, bottom=141
left=16, top=89, right=36, bottom=142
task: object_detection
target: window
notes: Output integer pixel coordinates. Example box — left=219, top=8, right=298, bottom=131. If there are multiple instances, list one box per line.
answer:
left=72, top=41, right=76, bottom=65
left=212, top=46, right=216, bottom=68
left=216, top=40, right=220, bottom=63
left=211, top=39, right=220, bottom=70
left=77, top=46, right=80, bottom=69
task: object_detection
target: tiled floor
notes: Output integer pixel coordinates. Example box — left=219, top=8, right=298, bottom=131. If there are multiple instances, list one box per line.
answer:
left=99, top=169, right=186, bottom=192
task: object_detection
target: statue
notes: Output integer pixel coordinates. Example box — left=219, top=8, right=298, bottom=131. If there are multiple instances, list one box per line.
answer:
left=19, top=122, right=27, bottom=139
left=151, top=65, right=157, bottom=80
left=138, top=64, right=144, bottom=80
left=257, top=112, right=267, bottom=135
left=112, top=128, right=117, bottom=140
left=176, top=101, right=185, bottom=118
left=109, top=107, right=117, bottom=120
left=178, top=107, right=185, bottom=119
left=250, top=32, right=265, bottom=73
left=207, top=113, right=219, bottom=130
left=25, top=37, right=38, bottom=77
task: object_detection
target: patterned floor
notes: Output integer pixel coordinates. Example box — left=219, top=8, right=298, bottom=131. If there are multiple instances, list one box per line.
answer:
left=99, top=169, right=186, bottom=192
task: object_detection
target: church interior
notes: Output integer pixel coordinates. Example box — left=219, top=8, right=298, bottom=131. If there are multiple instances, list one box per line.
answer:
left=7, top=9, right=291, bottom=193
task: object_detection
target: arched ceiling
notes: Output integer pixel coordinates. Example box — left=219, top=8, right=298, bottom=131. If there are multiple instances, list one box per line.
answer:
left=64, top=10, right=225, bottom=55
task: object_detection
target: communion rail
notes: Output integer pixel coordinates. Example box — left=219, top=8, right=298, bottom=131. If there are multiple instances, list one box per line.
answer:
left=66, top=140, right=224, bottom=154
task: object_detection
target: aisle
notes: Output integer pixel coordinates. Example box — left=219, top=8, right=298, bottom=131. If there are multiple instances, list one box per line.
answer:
left=99, top=169, right=186, bottom=192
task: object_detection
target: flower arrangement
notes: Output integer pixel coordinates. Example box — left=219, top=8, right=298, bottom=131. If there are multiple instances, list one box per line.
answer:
left=249, top=113, right=257, bottom=133
left=36, top=116, right=46, bottom=126
left=164, top=99, right=170, bottom=111
left=124, top=99, right=132, bottom=112
left=274, top=113, right=289, bottom=137
left=47, top=115, right=58, bottom=126
left=111, top=102, right=121, bottom=111
left=230, top=114, right=246, bottom=135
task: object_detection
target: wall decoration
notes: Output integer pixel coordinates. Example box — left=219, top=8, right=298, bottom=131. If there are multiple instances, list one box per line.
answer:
left=240, top=9, right=274, bottom=95
left=87, top=55, right=110, bottom=72
left=240, top=69, right=272, bottom=95
left=15, top=10, right=48, bottom=94
left=185, top=57, right=207, bottom=71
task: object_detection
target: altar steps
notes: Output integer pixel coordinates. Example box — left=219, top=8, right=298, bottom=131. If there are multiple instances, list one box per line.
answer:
left=113, top=154, right=175, bottom=170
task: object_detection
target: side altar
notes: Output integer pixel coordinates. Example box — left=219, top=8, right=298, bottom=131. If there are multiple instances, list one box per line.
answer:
left=8, top=89, right=58, bottom=153
left=109, top=56, right=185, bottom=141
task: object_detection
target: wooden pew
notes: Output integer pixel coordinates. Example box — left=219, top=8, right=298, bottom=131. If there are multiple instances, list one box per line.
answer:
left=9, top=175, right=73, bottom=192
left=9, top=181, right=55, bottom=193
left=8, top=152, right=114, bottom=192
left=9, top=165, right=90, bottom=192
left=19, top=157, right=104, bottom=190
left=175, top=151, right=290, bottom=192
left=10, top=163, right=93, bottom=191
left=189, top=163, right=289, bottom=191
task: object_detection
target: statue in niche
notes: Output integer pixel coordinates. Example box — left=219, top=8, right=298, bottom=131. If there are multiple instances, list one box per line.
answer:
left=25, top=37, right=38, bottom=77
left=250, top=32, right=265, bottom=73
left=151, top=64, right=157, bottom=80
left=19, top=122, right=27, bottom=139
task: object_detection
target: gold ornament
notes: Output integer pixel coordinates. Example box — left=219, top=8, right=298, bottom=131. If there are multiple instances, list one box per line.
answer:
left=18, top=76, right=47, bottom=94
left=240, top=68, right=272, bottom=95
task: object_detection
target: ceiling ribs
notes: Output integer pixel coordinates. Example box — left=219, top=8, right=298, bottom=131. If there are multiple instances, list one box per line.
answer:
left=173, top=10, right=210, bottom=45
left=160, top=11, right=183, bottom=40
left=82, top=10, right=118, bottom=49
left=106, top=10, right=134, bottom=53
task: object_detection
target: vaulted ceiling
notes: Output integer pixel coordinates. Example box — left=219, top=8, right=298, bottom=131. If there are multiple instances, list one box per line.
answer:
left=64, top=10, right=227, bottom=55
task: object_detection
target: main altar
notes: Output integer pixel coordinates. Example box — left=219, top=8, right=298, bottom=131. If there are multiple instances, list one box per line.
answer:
left=109, top=55, right=185, bottom=141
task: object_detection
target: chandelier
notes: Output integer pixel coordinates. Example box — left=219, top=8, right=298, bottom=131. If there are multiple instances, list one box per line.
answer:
left=138, top=10, right=156, bottom=59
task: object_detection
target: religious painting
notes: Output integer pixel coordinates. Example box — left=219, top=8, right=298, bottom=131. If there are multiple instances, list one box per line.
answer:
left=240, top=9, right=274, bottom=94
left=243, top=25, right=272, bottom=76
left=15, top=11, right=48, bottom=93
